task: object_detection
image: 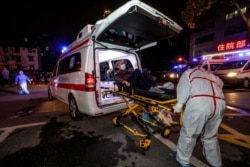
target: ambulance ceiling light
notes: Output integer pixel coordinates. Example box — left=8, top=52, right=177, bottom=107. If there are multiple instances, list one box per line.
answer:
left=98, top=50, right=128, bottom=62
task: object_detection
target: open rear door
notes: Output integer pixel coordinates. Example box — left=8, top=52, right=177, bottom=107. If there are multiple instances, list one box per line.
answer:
left=92, top=0, right=183, bottom=50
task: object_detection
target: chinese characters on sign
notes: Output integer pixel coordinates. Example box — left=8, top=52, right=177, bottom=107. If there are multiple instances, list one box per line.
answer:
left=217, top=40, right=246, bottom=51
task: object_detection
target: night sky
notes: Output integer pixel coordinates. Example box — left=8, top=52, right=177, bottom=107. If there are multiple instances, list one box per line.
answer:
left=0, top=0, right=189, bottom=71
left=0, top=1, right=186, bottom=42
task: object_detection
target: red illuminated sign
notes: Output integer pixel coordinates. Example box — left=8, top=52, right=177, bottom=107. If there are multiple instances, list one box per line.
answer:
left=217, top=40, right=246, bottom=51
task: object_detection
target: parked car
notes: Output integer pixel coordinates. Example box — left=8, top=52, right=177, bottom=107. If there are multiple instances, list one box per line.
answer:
left=158, top=68, right=183, bottom=83
left=158, top=59, right=225, bottom=83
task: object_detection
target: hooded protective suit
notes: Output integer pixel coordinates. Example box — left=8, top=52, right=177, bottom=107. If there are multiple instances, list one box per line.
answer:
left=15, top=70, right=31, bottom=94
left=173, top=66, right=225, bottom=167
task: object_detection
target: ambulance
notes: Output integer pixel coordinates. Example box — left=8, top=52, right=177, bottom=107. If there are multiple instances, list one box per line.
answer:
left=212, top=49, right=250, bottom=88
left=47, top=0, right=183, bottom=120
left=188, top=58, right=225, bottom=72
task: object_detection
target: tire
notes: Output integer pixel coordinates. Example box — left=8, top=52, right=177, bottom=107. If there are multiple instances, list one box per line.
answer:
left=69, top=95, right=83, bottom=121
left=243, top=78, right=249, bottom=88
left=48, top=88, right=54, bottom=101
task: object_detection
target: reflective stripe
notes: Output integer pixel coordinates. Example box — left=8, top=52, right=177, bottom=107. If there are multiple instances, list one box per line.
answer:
left=191, top=94, right=224, bottom=100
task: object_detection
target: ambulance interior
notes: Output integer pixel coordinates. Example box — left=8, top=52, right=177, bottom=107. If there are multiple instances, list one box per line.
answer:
left=96, top=49, right=139, bottom=106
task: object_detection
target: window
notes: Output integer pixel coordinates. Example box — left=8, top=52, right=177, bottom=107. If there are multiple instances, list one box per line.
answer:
left=66, top=53, right=81, bottom=73
left=224, top=23, right=247, bottom=36
left=195, top=34, right=214, bottom=44
left=243, top=62, right=250, bottom=70
left=28, top=56, right=34, bottom=62
left=16, top=56, right=21, bottom=62
left=28, top=48, right=33, bottom=53
left=58, top=53, right=81, bottom=75
left=100, top=62, right=111, bottom=81
left=226, top=7, right=247, bottom=20
left=112, top=59, right=134, bottom=71
left=58, top=59, right=66, bottom=75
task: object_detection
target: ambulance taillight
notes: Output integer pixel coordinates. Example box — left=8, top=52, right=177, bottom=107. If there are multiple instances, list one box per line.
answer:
left=85, top=73, right=95, bottom=91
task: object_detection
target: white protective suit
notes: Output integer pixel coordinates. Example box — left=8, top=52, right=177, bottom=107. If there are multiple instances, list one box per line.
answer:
left=174, top=66, right=225, bottom=167
left=15, top=70, right=31, bottom=95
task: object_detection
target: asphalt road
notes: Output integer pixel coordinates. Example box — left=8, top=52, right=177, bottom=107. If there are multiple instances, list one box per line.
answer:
left=0, top=85, right=249, bottom=167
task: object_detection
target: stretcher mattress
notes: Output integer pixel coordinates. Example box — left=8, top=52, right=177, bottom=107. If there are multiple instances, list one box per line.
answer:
left=134, top=88, right=176, bottom=101
left=118, top=86, right=176, bottom=101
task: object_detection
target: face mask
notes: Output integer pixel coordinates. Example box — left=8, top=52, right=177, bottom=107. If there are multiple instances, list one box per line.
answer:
left=120, top=64, right=126, bottom=70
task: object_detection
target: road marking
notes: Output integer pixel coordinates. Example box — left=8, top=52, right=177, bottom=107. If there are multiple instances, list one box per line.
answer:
left=0, top=122, right=47, bottom=143
left=219, top=123, right=250, bottom=149
left=0, top=128, right=15, bottom=143
left=226, top=106, right=250, bottom=115
left=154, top=133, right=209, bottom=167
left=224, top=113, right=250, bottom=116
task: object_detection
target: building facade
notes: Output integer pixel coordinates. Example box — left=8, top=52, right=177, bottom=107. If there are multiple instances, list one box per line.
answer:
left=189, top=3, right=249, bottom=62
left=0, top=46, right=40, bottom=71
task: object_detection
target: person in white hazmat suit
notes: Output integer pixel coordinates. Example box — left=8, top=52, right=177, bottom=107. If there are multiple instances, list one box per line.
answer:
left=172, top=65, right=226, bottom=167
left=15, top=70, right=32, bottom=95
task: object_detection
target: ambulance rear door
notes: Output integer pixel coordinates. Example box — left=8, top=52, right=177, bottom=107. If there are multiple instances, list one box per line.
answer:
left=92, top=0, right=183, bottom=50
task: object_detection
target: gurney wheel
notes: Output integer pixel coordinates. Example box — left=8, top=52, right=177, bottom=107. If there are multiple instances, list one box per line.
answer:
left=112, top=117, right=120, bottom=127
left=161, top=127, right=171, bottom=138
left=137, top=139, right=151, bottom=151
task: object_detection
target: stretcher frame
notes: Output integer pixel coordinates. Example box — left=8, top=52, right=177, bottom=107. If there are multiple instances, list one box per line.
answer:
left=111, top=86, right=182, bottom=150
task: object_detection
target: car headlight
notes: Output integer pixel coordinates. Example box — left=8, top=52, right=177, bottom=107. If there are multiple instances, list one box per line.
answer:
left=227, top=72, right=237, bottom=77
left=169, top=73, right=176, bottom=78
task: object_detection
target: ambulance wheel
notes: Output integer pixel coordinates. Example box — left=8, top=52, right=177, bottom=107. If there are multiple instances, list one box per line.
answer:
left=243, top=78, right=249, bottom=88
left=69, top=95, right=83, bottom=121
left=48, top=88, right=54, bottom=100
left=161, top=127, right=171, bottom=138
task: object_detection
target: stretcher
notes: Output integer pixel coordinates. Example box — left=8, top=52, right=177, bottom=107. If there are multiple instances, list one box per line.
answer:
left=111, top=86, right=182, bottom=150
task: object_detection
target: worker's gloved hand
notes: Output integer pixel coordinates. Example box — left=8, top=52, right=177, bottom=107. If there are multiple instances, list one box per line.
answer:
left=122, top=81, right=131, bottom=87
left=173, top=103, right=183, bottom=113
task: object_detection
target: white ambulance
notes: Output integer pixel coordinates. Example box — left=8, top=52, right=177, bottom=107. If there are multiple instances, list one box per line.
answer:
left=213, top=52, right=250, bottom=88
left=48, top=0, right=183, bottom=120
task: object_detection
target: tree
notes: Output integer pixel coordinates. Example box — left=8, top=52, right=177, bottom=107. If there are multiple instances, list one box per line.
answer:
left=230, top=0, right=250, bottom=34
left=181, top=0, right=216, bottom=29
left=181, top=0, right=250, bottom=33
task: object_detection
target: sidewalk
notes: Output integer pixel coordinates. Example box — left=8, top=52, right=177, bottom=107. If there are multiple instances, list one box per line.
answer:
left=0, top=84, right=48, bottom=94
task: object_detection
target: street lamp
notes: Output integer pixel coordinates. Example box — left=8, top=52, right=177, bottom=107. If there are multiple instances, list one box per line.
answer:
left=103, top=9, right=111, bottom=18
left=177, top=57, right=183, bottom=62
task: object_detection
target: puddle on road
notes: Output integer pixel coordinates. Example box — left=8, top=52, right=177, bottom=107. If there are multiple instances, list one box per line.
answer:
left=15, top=106, right=36, bottom=116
